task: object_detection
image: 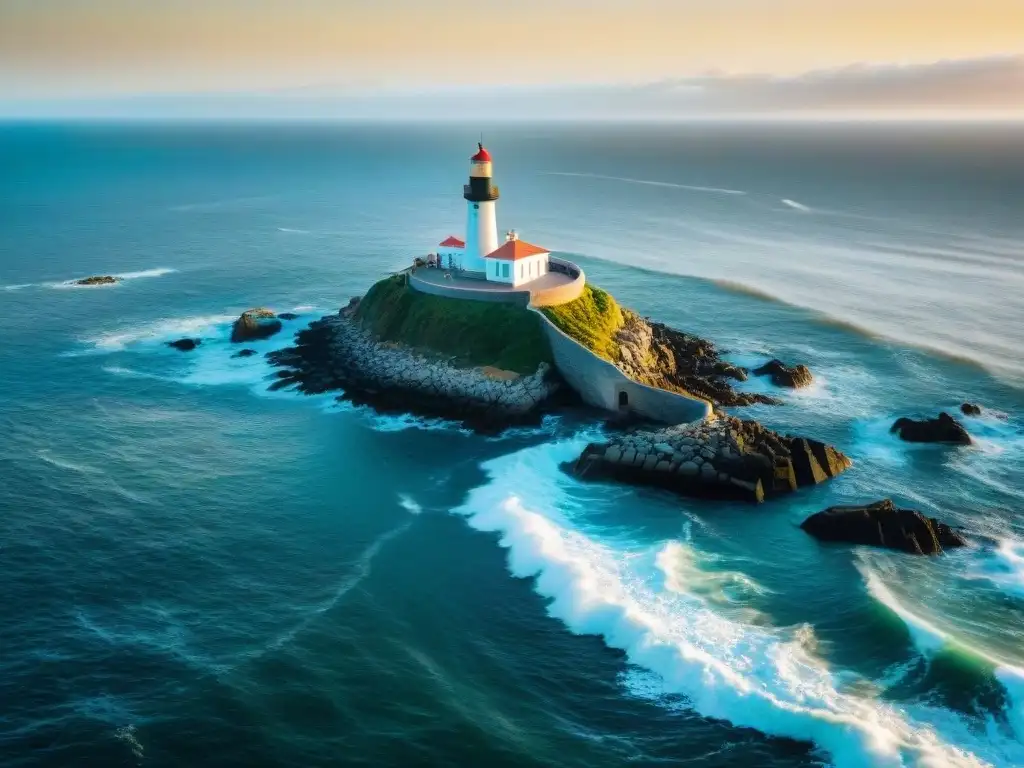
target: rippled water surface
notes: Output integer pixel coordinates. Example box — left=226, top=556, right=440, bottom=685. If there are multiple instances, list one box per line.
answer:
left=1, top=122, right=1023, bottom=767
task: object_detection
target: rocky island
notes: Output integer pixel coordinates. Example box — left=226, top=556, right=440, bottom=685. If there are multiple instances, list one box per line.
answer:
left=74, top=275, right=120, bottom=286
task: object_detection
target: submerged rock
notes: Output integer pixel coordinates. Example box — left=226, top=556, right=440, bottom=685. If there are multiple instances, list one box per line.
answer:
left=801, top=499, right=966, bottom=555
left=960, top=402, right=982, bottom=417
left=752, top=359, right=813, bottom=389
left=75, top=275, right=120, bottom=286
left=570, top=414, right=852, bottom=503
left=230, top=308, right=282, bottom=343
left=276, top=312, right=299, bottom=321
left=166, top=338, right=200, bottom=351
left=232, top=348, right=258, bottom=358
left=890, top=412, right=971, bottom=445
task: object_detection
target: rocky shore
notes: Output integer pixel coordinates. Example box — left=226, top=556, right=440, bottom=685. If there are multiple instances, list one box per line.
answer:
left=571, top=414, right=851, bottom=503
left=615, top=311, right=781, bottom=407
left=268, top=303, right=565, bottom=433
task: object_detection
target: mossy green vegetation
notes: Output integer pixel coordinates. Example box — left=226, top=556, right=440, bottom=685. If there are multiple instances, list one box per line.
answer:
left=355, top=275, right=552, bottom=374
left=541, top=284, right=624, bottom=362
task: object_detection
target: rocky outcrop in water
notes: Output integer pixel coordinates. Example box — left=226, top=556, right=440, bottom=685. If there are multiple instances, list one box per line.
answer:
left=570, top=414, right=851, bottom=503
left=960, top=402, right=982, bottom=417
left=267, top=304, right=566, bottom=433
left=232, top=348, right=257, bottom=358
left=801, top=499, right=966, bottom=555
left=277, top=312, right=299, bottom=321
left=890, top=412, right=971, bottom=445
left=614, top=311, right=778, bottom=407
left=75, top=275, right=120, bottom=286
left=231, top=308, right=282, bottom=343
left=752, top=359, right=813, bottom=389
left=167, top=338, right=200, bottom=351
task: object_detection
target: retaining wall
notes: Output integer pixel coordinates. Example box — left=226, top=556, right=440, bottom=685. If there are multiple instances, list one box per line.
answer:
left=533, top=310, right=712, bottom=424
left=407, top=257, right=585, bottom=308
left=408, top=271, right=531, bottom=306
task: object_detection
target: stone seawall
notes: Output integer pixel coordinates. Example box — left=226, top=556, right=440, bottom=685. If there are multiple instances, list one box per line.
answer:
left=268, top=312, right=563, bottom=432
left=534, top=310, right=712, bottom=424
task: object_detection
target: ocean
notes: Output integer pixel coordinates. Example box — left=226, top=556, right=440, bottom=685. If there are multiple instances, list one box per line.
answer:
left=1, top=121, right=1023, bottom=767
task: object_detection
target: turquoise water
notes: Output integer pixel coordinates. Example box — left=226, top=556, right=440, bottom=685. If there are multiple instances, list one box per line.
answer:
left=2, top=122, right=1023, bottom=767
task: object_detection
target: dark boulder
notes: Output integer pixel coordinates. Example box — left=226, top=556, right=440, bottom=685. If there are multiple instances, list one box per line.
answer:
left=166, top=338, right=201, bottom=351
left=801, top=499, right=966, bottom=555
left=890, top=412, right=971, bottom=445
left=752, top=359, right=813, bottom=389
left=960, top=402, right=982, bottom=417
left=276, top=312, right=299, bottom=321
left=232, top=348, right=258, bottom=358
left=75, top=275, right=120, bottom=286
left=230, top=308, right=282, bottom=343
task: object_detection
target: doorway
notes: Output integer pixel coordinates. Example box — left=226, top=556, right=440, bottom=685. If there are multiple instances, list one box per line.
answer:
left=618, top=390, right=629, bottom=409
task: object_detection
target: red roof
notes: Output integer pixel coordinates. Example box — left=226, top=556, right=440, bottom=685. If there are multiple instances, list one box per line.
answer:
left=471, top=143, right=492, bottom=162
left=485, top=240, right=549, bottom=261
left=439, top=235, right=465, bottom=248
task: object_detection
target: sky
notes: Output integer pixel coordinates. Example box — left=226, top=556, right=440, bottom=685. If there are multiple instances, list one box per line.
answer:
left=1, top=0, right=1022, bottom=118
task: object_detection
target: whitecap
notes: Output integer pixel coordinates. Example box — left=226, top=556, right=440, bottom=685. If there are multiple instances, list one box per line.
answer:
left=782, top=198, right=812, bottom=213
left=398, top=494, right=423, bottom=514
left=964, top=539, right=1024, bottom=600
left=2, top=283, right=33, bottom=291
left=453, top=438, right=1014, bottom=767
left=84, top=313, right=238, bottom=353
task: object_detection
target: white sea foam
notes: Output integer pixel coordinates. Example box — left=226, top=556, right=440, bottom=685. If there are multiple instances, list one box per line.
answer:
left=398, top=494, right=423, bottom=514
left=49, top=267, right=177, bottom=289
left=84, top=313, right=238, bottom=353
left=453, top=438, right=1012, bottom=767
left=782, top=198, right=812, bottom=212
left=964, top=540, right=1024, bottom=600
left=2, top=283, right=33, bottom=291
left=544, top=171, right=748, bottom=197
left=277, top=227, right=311, bottom=234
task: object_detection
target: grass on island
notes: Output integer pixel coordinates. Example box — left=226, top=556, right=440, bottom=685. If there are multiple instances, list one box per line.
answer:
left=541, top=284, right=624, bottom=362
left=355, top=275, right=553, bottom=375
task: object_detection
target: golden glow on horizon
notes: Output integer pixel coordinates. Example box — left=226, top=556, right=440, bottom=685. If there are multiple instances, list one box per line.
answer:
left=1, top=0, right=1022, bottom=98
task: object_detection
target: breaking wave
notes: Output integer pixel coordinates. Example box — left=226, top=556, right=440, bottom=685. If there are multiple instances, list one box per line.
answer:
left=453, top=438, right=1017, bottom=767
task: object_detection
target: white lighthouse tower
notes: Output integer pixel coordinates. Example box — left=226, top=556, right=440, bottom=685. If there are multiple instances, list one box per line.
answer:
left=463, top=143, right=499, bottom=275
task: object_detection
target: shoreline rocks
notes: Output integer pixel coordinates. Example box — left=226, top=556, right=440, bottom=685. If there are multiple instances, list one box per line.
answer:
left=167, top=338, right=201, bottom=352
left=267, top=309, right=568, bottom=434
left=890, top=412, right=971, bottom=445
left=75, top=275, right=120, bottom=286
left=232, top=348, right=258, bottom=358
left=231, top=308, right=282, bottom=343
left=570, top=414, right=852, bottom=503
left=752, top=359, right=813, bottom=389
left=277, top=312, right=299, bottom=321
left=801, top=499, right=966, bottom=555
left=614, top=311, right=780, bottom=407
left=960, top=402, right=982, bottom=417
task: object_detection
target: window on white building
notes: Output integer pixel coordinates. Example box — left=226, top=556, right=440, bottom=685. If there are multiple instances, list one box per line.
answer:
left=502, top=263, right=510, bottom=279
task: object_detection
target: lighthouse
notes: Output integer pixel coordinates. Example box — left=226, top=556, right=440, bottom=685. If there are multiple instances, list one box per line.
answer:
left=462, top=143, right=500, bottom=275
